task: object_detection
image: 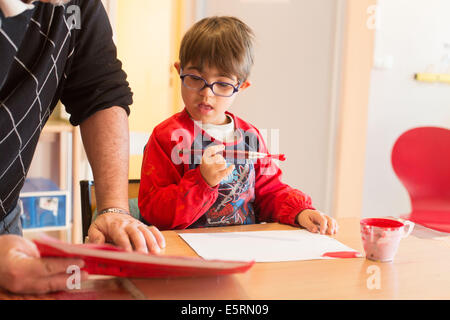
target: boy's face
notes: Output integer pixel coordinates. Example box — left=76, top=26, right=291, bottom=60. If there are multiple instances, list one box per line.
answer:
left=175, top=62, right=250, bottom=125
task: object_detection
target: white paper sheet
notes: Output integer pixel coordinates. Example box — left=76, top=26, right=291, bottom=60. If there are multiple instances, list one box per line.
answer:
left=179, top=229, right=359, bottom=262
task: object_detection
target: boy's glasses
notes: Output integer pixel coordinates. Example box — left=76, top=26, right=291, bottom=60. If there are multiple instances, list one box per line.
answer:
left=180, top=73, right=241, bottom=97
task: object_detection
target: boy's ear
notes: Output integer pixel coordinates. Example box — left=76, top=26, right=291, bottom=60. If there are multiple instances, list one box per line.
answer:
left=239, top=80, right=251, bottom=90
left=174, top=62, right=181, bottom=75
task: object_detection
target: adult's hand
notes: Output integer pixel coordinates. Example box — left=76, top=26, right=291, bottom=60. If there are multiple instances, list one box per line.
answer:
left=0, top=235, right=88, bottom=294
left=87, top=212, right=166, bottom=254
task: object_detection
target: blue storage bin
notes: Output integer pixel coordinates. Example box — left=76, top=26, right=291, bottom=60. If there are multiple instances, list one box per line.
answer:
left=19, top=178, right=69, bottom=229
left=20, top=197, right=36, bottom=228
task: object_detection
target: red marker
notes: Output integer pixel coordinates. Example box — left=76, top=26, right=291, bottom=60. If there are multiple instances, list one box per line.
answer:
left=181, top=149, right=286, bottom=161
left=322, top=251, right=363, bottom=259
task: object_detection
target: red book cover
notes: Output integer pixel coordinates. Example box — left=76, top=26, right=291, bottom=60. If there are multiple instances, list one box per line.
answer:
left=33, top=235, right=254, bottom=278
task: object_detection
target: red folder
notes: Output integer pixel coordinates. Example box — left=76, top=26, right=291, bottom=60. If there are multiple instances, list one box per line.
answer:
left=33, top=235, right=254, bottom=278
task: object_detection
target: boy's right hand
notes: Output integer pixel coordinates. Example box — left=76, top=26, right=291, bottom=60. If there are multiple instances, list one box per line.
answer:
left=200, top=145, right=235, bottom=187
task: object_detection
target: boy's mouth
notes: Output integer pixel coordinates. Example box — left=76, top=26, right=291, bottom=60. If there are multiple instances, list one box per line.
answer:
left=197, top=103, right=213, bottom=114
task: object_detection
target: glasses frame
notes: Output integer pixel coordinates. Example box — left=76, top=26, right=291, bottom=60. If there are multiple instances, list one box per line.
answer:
left=180, top=72, right=241, bottom=97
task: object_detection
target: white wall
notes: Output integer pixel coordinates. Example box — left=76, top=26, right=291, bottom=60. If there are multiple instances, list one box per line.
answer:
left=200, top=0, right=341, bottom=214
left=27, top=133, right=62, bottom=184
left=362, top=0, right=450, bottom=218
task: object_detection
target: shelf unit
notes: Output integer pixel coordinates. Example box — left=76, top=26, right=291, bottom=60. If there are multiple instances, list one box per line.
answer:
left=22, top=119, right=83, bottom=243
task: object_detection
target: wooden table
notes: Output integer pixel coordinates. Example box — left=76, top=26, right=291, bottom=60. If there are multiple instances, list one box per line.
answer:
left=130, top=218, right=450, bottom=300
left=2, top=218, right=449, bottom=300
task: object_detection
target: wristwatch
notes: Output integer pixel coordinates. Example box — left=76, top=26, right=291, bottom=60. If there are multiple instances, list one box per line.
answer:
left=98, top=207, right=130, bottom=216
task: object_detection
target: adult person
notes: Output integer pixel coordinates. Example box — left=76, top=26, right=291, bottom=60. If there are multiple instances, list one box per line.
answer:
left=0, top=0, right=165, bottom=294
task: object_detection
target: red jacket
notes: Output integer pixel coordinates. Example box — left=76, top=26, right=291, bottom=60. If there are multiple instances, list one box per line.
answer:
left=138, top=109, right=315, bottom=230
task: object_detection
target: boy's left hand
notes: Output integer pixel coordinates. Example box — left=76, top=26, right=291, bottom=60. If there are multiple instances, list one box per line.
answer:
left=296, top=209, right=338, bottom=235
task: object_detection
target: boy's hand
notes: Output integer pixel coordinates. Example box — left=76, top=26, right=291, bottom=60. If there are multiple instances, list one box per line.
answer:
left=296, top=209, right=338, bottom=235
left=200, top=144, right=235, bottom=187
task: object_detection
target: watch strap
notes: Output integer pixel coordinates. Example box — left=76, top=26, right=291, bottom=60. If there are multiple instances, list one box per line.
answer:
left=98, top=207, right=130, bottom=216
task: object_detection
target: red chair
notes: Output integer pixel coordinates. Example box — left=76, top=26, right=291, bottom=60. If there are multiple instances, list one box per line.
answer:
left=391, top=126, right=450, bottom=233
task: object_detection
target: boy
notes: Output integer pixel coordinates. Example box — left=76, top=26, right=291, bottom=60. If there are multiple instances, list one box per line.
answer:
left=138, top=16, right=338, bottom=235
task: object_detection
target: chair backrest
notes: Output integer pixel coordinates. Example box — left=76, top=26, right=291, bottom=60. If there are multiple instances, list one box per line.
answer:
left=80, top=179, right=141, bottom=241
left=391, top=126, right=450, bottom=231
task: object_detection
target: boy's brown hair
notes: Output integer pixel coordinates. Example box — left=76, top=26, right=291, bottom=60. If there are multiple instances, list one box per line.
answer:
left=179, top=16, right=255, bottom=82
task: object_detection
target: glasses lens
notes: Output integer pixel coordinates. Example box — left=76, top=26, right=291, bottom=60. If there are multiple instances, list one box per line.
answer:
left=183, top=75, right=205, bottom=90
left=212, top=82, right=235, bottom=97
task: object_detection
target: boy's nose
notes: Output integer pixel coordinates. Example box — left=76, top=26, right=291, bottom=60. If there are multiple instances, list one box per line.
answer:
left=199, top=85, right=215, bottom=97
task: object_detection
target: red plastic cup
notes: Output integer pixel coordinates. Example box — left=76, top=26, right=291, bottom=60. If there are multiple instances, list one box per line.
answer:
left=360, top=218, right=414, bottom=262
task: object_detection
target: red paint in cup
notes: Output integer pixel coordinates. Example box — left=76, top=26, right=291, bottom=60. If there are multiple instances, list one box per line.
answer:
left=360, top=218, right=414, bottom=262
